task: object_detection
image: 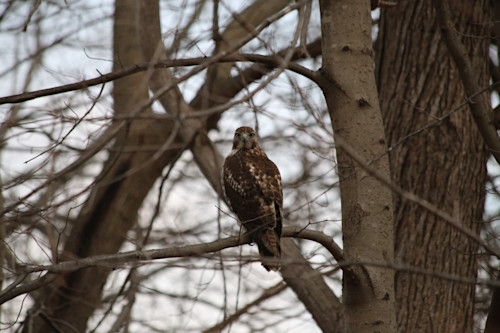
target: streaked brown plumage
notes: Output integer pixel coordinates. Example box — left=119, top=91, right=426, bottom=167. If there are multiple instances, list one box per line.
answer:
left=222, top=127, right=283, bottom=271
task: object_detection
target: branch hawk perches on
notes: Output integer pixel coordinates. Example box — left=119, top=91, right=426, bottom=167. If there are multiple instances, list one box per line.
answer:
left=222, top=127, right=283, bottom=271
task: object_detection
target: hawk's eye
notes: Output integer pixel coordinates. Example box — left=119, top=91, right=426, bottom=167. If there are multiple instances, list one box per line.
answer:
left=249, top=133, right=254, bottom=137
left=235, top=133, right=240, bottom=137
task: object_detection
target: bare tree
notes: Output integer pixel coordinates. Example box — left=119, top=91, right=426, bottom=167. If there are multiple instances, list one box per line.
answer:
left=0, top=0, right=499, bottom=332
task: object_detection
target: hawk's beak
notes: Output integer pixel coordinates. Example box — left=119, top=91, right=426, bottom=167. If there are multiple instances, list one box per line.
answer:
left=241, top=133, right=249, bottom=142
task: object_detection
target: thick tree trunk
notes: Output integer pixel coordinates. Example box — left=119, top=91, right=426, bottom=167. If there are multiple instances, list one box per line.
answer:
left=319, top=0, right=396, bottom=332
left=375, top=1, right=490, bottom=331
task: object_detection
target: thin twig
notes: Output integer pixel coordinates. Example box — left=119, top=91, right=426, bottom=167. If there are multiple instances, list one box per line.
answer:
left=203, top=281, right=287, bottom=333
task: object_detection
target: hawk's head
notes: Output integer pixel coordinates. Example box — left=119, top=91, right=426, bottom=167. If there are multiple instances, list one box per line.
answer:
left=232, top=126, right=259, bottom=150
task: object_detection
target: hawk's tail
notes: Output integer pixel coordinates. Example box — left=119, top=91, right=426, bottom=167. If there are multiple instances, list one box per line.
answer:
left=254, top=228, right=281, bottom=271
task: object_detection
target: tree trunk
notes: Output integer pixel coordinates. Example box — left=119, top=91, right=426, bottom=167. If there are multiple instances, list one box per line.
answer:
left=319, top=0, right=396, bottom=332
left=375, top=1, right=490, bottom=331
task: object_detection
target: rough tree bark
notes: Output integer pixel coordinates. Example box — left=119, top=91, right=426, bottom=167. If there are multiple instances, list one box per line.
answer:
left=375, top=1, right=491, bottom=331
left=319, top=0, right=396, bottom=332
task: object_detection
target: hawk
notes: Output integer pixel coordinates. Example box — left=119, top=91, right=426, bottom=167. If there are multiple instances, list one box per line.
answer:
left=222, top=126, right=283, bottom=271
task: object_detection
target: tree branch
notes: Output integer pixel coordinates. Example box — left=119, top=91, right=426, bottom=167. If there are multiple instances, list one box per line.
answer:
left=1, top=24, right=318, bottom=106
left=16, top=228, right=339, bottom=275
left=0, top=228, right=341, bottom=305
left=203, top=282, right=287, bottom=333
left=433, top=0, right=500, bottom=163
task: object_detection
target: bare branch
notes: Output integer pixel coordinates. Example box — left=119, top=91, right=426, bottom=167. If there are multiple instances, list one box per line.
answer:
left=203, top=282, right=287, bottom=333
left=0, top=54, right=317, bottom=106
left=0, top=228, right=341, bottom=306
left=16, top=227, right=339, bottom=275
left=286, top=226, right=344, bottom=262
left=0, top=273, right=56, bottom=306
left=433, top=0, right=500, bottom=163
